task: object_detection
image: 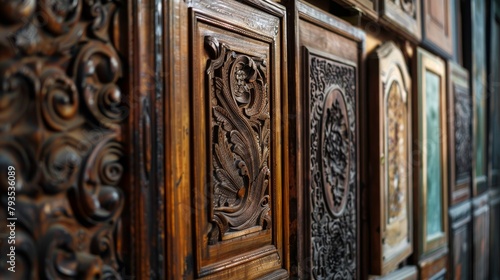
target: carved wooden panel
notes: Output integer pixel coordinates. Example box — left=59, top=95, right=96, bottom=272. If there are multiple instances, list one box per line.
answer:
left=418, top=247, right=448, bottom=279
left=412, top=48, right=448, bottom=268
left=448, top=63, right=471, bottom=206
left=464, top=0, right=488, bottom=196
left=289, top=2, right=363, bottom=278
left=189, top=1, right=287, bottom=278
left=422, top=0, right=453, bottom=57
left=379, top=0, right=421, bottom=40
left=368, top=41, right=413, bottom=276
left=0, top=0, right=135, bottom=278
left=449, top=201, right=472, bottom=280
left=472, top=194, right=490, bottom=279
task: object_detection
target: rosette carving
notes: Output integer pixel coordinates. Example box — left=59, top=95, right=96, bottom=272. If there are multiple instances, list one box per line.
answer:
left=205, top=36, right=271, bottom=243
left=70, top=135, right=124, bottom=225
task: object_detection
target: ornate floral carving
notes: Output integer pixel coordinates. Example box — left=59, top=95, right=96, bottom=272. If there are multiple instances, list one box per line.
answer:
left=390, top=0, right=416, bottom=18
left=454, top=84, right=472, bottom=180
left=308, top=52, right=356, bottom=279
left=205, top=36, right=271, bottom=244
left=0, top=0, right=125, bottom=277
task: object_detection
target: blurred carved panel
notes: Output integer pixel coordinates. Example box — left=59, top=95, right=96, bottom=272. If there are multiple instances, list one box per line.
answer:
left=449, top=201, right=472, bottom=280
left=0, top=0, right=129, bottom=278
left=295, top=2, right=363, bottom=278
left=189, top=1, right=287, bottom=278
left=448, top=63, right=471, bottom=205
left=472, top=194, right=490, bottom=279
left=368, top=42, right=413, bottom=276
left=379, top=0, right=421, bottom=40
left=422, top=0, right=452, bottom=56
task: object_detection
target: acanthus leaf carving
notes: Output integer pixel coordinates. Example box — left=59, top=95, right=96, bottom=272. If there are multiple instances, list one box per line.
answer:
left=205, top=36, right=271, bottom=244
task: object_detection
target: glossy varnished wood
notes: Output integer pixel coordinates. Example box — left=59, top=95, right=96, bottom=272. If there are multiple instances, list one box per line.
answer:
left=421, top=0, right=453, bottom=57
left=183, top=0, right=288, bottom=278
left=447, top=62, right=471, bottom=206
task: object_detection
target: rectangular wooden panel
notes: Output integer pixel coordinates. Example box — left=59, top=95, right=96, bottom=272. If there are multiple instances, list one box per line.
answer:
left=490, top=195, right=500, bottom=279
left=413, top=47, right=449, bottom=257
left=368, top=41, right=413, bottom=276
left=379, top=0, right=421, bottom=40
left=472, top=193, right=490, bottom=279
left=288, top=1, right=364, bottom=278
left=422, top=0, right=453, bottom=57
left=334, top=0, right=378, bottom=20
left=188, top=1, right=287, bottom=278
left=464, top=0, right=488, bottom=196
left=447, top=62, right=471, bottom=205
left=448, top=201, right=472, bottom=280
left=413, top=48, right=448, bottom=276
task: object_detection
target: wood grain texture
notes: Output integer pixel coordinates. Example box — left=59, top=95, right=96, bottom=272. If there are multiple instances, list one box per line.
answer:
left=368, top=41, right=413, bottom=276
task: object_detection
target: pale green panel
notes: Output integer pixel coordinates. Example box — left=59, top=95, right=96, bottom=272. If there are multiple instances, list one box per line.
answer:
left=425, top=70, right=443, bottom=238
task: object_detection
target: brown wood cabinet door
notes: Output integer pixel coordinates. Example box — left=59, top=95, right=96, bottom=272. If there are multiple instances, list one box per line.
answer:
left=287, top=1, right=363, bottom=278
left=489, top=1, right=500, bottom=278
left=422, top=0, right=453, bottom=57
left=449, top=201, right=472, bottom=280
left=176, top=0, right=289, bottom=278
left=368, top=41, right=413, bottom=276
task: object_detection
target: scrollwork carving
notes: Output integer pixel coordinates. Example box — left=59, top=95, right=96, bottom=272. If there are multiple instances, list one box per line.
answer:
left=205, top=36, right=271, bottom=244
left=308, top=52, right=357, bottom=279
